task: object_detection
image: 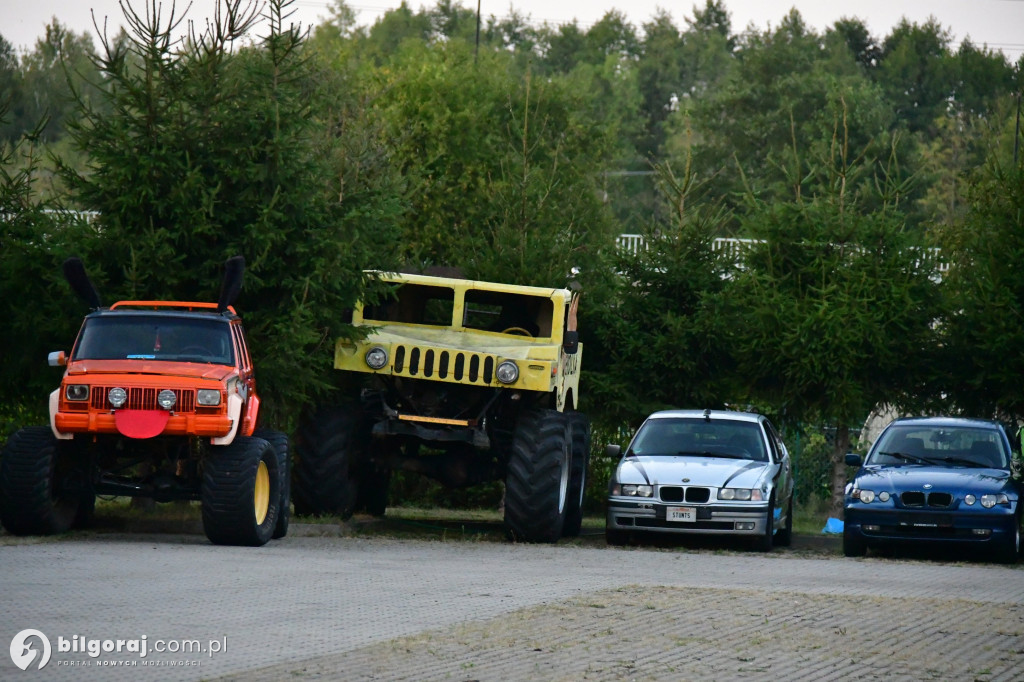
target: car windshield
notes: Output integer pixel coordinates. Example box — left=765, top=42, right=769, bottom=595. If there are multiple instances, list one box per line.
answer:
left=73, top=315, right=235, bottom=365
left=629, top=418, right=768, bottom=462
left=868, top=424, right=1008, bottom=469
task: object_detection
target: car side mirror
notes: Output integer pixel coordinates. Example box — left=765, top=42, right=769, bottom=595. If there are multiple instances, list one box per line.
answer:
left=48, top=351, right=67, bottom=367
left=605, top=444, right=621, bottom=458
left=563, top=330, right=579, bottom=355
left=845, top=453, right=863, bottom=467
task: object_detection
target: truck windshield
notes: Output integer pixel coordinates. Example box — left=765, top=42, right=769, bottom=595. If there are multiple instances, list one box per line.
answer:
left=73, top=315, right=235, bottom=365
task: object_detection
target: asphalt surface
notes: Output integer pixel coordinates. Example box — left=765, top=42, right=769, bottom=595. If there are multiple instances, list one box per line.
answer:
left=1, top=522, right=1021, bottom=681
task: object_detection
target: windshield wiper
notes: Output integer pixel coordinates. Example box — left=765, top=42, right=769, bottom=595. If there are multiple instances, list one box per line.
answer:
left=938, top=457, right=994, bottom=468
left=877, top=451, right=927, bottom=464
left=677, top=450, right=740, bottom=459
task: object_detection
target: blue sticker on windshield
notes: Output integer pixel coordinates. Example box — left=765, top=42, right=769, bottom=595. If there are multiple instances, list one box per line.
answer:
left=126, top=354, right=156, bottom=359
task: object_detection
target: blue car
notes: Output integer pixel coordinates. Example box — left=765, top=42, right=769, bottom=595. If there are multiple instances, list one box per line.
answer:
left=843, top=417, right=1023, bottom=563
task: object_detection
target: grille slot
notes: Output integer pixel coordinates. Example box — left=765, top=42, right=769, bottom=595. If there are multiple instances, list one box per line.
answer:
left=392, top=344, right=498, bottom=386
left=927, top=492, right=952, bottom=508
left=901, top=491, right=926, bottom=507
left=659, top=487, right=683, bottom=503
left=89, top=386, right=196, bottom=412
left=685, top=487, right=711, bottom=503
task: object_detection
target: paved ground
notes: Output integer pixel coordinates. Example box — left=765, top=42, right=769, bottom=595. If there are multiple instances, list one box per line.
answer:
left=1, top=524, right=1021, bottom=681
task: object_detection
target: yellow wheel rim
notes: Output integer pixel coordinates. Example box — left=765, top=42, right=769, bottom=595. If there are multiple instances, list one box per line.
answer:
left=254, top=460, right=270, bottom=525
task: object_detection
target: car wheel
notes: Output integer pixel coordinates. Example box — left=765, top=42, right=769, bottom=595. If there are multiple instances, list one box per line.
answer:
left=995, top=511, right=1022, bottom=564
left=774, top=494, right=793, bottom=547
left=504, top=408, right=570, bottom=543
left=254, top=429, right=290, bottom=539
left=605, top=527, right=630, bottom=546
left=0, top=427, right=88, bottom=536
left=563, top=412, right=591, bottom=538
left=292, top=406, right=364, bottom=519
left=753, top=494, right=775, bottom=552
left=843, top=522, right=867, bottom=557
left=201, top=436, right=280, bottom=547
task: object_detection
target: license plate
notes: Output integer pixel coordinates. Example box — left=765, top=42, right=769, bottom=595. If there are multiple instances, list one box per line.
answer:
left=667, top=507, right=696, bottom=523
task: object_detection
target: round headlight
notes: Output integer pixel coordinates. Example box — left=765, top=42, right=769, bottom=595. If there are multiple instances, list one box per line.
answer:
left=157, top=389, right=176, bottom=410
left=859, top=490, right=876, bottom=503
left=65, top=384, right=90, bottom=401
left=878, top=491, right=891, bottom=502
left=365, top=347, right=388, bottom=370
left=108, top=387, right=127, bottom=408
left=965, top=494, right=976, bottom=506
left=495, top=360, right=519, bottom=384
left=197, top=389, right=221, bottom=406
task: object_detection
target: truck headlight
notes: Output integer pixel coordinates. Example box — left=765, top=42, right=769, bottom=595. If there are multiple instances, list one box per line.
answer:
left=157, top=389, right=177, bottom=410
left=197, top=389, right=221, bottom=406
left=365, top=347, right=388, bottom=370
left=108, top=387, right=127, bottom=408
left=495, top=360, right=519, bottom=384
left=65, top=384, right=90, bottom=401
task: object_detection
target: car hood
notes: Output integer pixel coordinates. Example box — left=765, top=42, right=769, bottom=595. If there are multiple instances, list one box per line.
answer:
left=616, top=455, right=772, bottom=489
left=854, top=465, right=1016, bottom=496
left=65, top=360, right=235, bottom=382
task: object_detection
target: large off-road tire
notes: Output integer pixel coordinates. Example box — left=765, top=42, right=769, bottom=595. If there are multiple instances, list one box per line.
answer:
left=563, top=412, right=591, bottom=537
left=201, top=436, right=280, bottom=547
left=0, top=427, right=92, bottom=536
left=774, top=494, right=793, bottom=547
left=356, top=465, right=391, bottom=517
left=254, top=429, right=290, bottom=539
left=504, top=408, right=571, bottom=543
left=292, top=407, right=364, bottom=519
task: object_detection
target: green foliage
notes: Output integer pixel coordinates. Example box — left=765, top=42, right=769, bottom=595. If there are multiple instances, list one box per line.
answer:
left=54, top=0, right=404, bottom=425
left=937, top=161, right=1024, bottom=418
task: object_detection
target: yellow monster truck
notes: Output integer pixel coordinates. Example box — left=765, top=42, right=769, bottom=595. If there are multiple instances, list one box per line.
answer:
left=292, top=272, right=589, bottom=542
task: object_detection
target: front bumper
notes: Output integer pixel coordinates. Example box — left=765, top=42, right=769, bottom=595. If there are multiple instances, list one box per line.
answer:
left=54, top=411, right=233, bottom=439
left=607, top=498, right=771, bottom=536
left=844, top=505, right=1017, bottom=547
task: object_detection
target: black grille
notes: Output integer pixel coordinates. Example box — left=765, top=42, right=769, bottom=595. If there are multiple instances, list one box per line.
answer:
left=89, top=386, right=196, bottom=412
left=902, top=491, right=926, bottom=507
left=658, top=486, right=712, bottom=503
left=660, top=486, right=683, bottom=502
left=928, top=492, right=953, bottom=508
left=686, top=487, right=711, bottom=503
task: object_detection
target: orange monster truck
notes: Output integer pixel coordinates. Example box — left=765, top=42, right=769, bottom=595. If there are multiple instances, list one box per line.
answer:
left=0, top=257, right=289, bottom=546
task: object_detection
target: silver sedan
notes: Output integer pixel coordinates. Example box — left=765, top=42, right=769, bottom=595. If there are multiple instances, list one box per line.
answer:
left=606, top=409, right=795, bottom=550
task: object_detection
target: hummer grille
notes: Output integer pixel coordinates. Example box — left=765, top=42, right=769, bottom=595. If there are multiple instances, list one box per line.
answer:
left=392, top=345, right=495, bottom=385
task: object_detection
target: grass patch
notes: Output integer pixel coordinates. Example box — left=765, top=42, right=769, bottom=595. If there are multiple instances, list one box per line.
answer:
left=793, top=496, right=832, bottom=535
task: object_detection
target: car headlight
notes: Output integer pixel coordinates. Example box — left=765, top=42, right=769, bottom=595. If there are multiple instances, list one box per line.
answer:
left=980, top=494, right=1009, bottom=508
left=965, top=494, right=976, bottom=506
left=495, top=360, right=519, bottom=384
left=108, top=387, right=127, bottom=408
left=878, top=491, right=890, bottom=502
left=365, top=346, right=388, bottom=370
left=854, top=489, right=876, bottom=503
left=197, top=389, right=221, bottom=406
left=65, top=384, right=90, bottom=401
left=719, top=488, right=764, bottom=501
left=620, top=484, right=653, bottom=498
left=157, top=389, right=176, bottom=410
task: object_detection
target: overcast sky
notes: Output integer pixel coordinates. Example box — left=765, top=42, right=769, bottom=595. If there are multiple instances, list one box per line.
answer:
left=4, top=0, right=1024, bottom=61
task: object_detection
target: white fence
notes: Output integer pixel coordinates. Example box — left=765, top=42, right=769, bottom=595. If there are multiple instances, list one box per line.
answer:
left=615, top=233, right=950, bottom=275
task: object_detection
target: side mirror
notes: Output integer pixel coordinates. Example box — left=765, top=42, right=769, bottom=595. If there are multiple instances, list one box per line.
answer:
left=48, top=351, right=67, bottom=367
left=605, top=444, right=621, bottom=458
left=844, top=453, right=863, bottom=467
left=563, top=330, right=579, bottom=355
